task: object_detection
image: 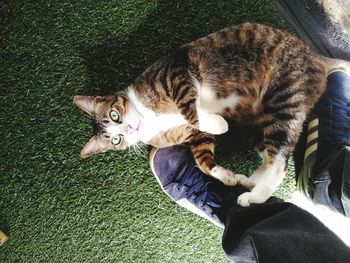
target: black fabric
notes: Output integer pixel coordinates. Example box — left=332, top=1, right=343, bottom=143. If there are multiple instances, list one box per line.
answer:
left=273, top=0, right=350, bottom=60
left=222, top=202, right=350, bottom=263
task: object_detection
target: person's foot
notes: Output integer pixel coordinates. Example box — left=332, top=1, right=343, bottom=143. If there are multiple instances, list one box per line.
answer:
left=149, top=146, right=247, bottom=228
left=297, top=64, right=350, bottom=215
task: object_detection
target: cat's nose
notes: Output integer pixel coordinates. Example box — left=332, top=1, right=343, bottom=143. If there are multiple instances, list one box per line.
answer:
left=127, top=124, right=134, bottom=134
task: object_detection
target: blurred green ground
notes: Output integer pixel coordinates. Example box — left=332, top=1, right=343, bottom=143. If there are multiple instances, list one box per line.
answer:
left=0, top=1, right=295, bottom=262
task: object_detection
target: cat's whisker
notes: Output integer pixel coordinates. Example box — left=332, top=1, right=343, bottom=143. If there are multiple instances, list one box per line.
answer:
left=131, top=145, right=138, bottom=155
left=134, top=143, right=144, bottom=156
left=130, top=143, right=140, bottom=156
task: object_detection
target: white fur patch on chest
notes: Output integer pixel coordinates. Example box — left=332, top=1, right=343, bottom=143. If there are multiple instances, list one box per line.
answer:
left=152, top=114, right=187, bottom=130
left=195, top=81, right=241, bottom=113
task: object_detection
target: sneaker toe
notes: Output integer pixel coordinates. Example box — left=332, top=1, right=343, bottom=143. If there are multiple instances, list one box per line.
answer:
left=151, top=146, right=195, bottom=186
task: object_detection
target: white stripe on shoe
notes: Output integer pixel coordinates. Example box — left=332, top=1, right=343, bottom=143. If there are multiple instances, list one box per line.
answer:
left=304, top=118, right=319, bottom=161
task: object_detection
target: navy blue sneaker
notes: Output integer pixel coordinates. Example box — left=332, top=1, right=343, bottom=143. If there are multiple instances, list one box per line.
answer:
left=149, top=146, right=247, bottom=228
left=297, top=64, right=350, bottom=215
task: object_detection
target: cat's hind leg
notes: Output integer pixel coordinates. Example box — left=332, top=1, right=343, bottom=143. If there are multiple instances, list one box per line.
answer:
left=237, top=118, right=302, bottom=206
left=188, top=130, right=247, bottom=186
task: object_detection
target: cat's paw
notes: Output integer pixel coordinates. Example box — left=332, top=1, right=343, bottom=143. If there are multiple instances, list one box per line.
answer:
left=237, top=192, right=253, bottom=207
left=237, top=192, right=268, bottom=207
left=198, top=114, right=228, bottom=135
left=210, top=166, right=246, bottom=186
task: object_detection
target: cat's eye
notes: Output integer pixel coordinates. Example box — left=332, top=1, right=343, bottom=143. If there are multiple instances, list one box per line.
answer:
left=112, top=135, right=122, bottom=145
left=110, top=110, right=121, bottom=122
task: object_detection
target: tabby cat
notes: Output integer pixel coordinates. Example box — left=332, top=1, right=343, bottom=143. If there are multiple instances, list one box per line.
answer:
left=74, top=23, right=329, bottom=206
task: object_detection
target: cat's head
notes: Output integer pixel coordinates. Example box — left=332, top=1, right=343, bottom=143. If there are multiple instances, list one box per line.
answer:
left=73, top=94, right=142, bottom=158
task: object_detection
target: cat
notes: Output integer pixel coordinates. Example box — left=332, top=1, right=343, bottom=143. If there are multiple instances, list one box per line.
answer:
left=74, top=22, right=329, bottom=207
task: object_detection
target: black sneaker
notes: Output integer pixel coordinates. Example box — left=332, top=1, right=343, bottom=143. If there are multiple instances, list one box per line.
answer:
left=297, top=66, right=350, bottom=215
left=149, top=146, right=247, bottom=228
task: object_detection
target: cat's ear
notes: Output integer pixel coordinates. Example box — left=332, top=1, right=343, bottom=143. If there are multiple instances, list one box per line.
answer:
left=73, top=95, right=98, bottom=116
left=80, top=136, right=104, bottom=158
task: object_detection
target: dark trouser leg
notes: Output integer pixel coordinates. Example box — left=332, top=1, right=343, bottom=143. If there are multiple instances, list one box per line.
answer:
left=222, top=202, right=350, bottom=263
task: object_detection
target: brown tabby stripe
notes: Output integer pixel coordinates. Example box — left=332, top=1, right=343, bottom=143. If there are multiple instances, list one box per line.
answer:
left=190, top=136, right=215, bottom=147
left=264, top=102, right=300, bottom=114
left=191, top=144, right=216, bottom=172
left=255, top=141, right=266, bottom=153
left=266, top=147, right=278, bottom=158
left=265, top=129, right=289, bottom=153
left=159, top=62, right=171, bottom=97
left=172, top=79, right=188, bottom=100
left=175, top=84, right=191, bottom=103
left=179, top=98, right=197, bottom=124
left=194, top=149, right=214, bottom=160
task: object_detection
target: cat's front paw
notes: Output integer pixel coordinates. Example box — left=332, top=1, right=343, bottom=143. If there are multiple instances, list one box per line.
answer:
left=237, top=192, right=268, bottom=207
left=210, top=166, right=246, bottom=186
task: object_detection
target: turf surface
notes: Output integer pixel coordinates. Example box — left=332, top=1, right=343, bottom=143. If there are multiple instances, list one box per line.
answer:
left=0, top=0, right=295, bottom=262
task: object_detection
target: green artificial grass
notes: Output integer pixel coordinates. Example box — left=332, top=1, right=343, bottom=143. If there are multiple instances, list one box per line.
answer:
left=0, top=0, right=294, bottom=262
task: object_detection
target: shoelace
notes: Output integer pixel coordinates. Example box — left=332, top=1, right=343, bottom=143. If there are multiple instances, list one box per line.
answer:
left=175, top=165, right=223, bottom=209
